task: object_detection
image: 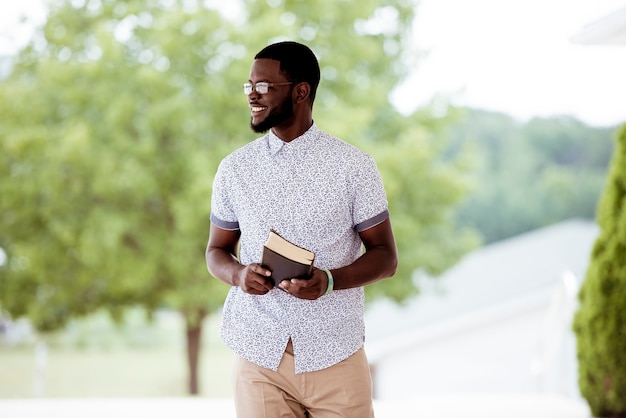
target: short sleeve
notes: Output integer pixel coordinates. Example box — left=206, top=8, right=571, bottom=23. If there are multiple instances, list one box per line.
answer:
left=352, top=153, right=389, bottom=231
left=210, top=158, right=240, bottom=231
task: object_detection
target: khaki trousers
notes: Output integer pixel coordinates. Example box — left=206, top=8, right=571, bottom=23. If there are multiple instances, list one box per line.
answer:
left=232, top=340, right=375, bottom=418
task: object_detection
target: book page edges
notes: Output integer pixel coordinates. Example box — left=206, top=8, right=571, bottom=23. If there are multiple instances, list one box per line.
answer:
left=265, top=231, right=315, bottom=264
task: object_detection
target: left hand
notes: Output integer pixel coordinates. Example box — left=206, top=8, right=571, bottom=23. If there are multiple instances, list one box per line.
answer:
left=279, top=268, right=329, bottom=300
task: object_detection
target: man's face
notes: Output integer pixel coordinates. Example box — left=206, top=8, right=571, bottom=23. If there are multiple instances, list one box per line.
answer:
left=247, top=59, right=294, bottom=133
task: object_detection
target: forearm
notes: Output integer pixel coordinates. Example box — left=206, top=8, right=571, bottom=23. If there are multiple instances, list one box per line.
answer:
left=330, top=245, right=397, bottom=290
left=205, top=246, right=243, bottom=287
left=330, top=218, right=398, bottom=290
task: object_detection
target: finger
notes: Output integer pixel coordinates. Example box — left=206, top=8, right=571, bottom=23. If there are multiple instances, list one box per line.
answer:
left=261, top=278, right=273, bottom=291
left=278, top=280, right=290, bottom=292
left=289, top=278, right=311, bottom=287
left=252, top=276, right=272, bottom=292
left=249, top=285, right=270, bottom=295
left=244, top=265, right=272, bottom=293
left=252, top=264, right=272, bottom=278
left=242, top=277, right=269, bottom=294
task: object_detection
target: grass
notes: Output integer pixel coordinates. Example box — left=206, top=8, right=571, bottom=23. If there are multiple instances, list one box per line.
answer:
left=0, top=310, right=234, bottom=398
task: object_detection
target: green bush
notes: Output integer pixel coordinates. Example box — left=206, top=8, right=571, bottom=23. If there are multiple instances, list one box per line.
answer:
left=573, top=124, right=626, bottom=418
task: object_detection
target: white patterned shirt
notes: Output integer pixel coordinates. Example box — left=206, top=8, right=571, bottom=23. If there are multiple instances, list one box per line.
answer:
left=210, top=123, right=389, bottom=373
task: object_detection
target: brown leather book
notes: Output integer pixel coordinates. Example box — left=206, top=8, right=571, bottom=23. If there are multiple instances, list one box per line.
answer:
left=261, top=229, right=315, bottom=286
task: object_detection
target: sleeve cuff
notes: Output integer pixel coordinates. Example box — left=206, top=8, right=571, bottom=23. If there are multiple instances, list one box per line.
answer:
left=354, top=210, right=389, bottom=233
left=210, top=213, right=240, bottom=231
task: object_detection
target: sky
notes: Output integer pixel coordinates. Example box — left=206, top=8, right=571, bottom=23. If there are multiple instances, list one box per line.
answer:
left=1, top=0, right=625, bottom=127
left=391, top=0, right=626, bottom=127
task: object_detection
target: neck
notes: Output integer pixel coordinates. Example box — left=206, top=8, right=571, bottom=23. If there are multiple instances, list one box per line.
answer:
left=271, top=116, right=313, bottom=143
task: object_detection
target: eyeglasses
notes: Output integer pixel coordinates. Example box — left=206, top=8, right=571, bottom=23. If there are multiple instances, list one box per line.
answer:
left=243, top=82, right=292, bottom=95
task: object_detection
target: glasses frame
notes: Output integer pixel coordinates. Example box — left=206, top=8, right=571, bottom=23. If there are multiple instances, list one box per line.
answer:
left=243, top=82, right=293, bottom=95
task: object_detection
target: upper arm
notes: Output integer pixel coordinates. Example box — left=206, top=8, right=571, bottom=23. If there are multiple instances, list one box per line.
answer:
left=359, top=218, right=398, bottom=274
left=207, top=223, right=241, bottom=258
left=359, top=218, right=396, bottom=252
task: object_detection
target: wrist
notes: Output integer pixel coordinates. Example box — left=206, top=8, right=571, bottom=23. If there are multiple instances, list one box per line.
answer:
left=232, top=263, right=246, bottom=287
left=322, top=269, right=334, bottom=296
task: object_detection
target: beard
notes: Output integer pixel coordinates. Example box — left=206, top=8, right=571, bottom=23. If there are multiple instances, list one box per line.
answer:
left=250, top=95, right=294, bottom=133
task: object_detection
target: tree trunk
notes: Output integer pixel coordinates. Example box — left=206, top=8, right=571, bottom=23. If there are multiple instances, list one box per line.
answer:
left=185, top=309, right=207, bottom=395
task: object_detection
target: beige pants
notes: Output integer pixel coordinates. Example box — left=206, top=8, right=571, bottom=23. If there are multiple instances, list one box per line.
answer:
left=232, top=340, right=375, bottom=418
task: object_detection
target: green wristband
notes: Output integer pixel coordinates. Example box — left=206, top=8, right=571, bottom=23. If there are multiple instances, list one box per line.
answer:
left=323, top=269, right=334, bottom=296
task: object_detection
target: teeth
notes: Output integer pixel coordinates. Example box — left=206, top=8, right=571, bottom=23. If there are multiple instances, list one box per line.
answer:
left=251, top=106, right=266, bottom=112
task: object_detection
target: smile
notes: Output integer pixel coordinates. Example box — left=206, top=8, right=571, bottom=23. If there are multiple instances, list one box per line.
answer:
left=251, top=106, right=267, bottom=113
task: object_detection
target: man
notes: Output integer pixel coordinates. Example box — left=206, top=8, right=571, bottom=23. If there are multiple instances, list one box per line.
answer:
left=206, top=40, right=397, bottom=418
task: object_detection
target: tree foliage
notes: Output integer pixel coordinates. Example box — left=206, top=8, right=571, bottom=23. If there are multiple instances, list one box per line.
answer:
left=573, top=124, right=626, bottom=418
left=449, top=108, right=615, bottom=243
left=366, top=111, right=478, bottom=301
left=1, top=0, right=242, bottom=327
left=0, top=0, right=476, bottom=393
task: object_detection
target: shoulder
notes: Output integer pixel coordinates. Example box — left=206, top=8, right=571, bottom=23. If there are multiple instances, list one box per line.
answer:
left=317, top=135, right=380, bottom=179
left=219, top=135, right=268, bottom=169
left=316, top=129, right=373, bottom=162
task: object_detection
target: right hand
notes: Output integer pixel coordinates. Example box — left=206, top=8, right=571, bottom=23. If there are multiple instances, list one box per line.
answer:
left=236, top=263, right=273, bottom=295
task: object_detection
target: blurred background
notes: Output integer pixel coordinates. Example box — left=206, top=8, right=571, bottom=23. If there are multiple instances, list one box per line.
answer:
left=1, top=0, right=625, bottom=416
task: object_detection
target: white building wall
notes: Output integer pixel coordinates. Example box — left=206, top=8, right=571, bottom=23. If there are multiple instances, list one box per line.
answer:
left=370, top=291, right=580, bottom=401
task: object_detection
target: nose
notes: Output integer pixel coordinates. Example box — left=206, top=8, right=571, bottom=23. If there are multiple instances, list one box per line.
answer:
left=247, top=87, right=261, bottom=100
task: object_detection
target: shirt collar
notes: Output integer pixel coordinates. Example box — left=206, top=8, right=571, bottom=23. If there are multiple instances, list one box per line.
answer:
left=268, top=122, right=319, bottom=156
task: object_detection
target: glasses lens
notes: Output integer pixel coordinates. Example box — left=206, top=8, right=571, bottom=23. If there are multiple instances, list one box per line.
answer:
left=256, top=83, right=269, bottom=94
left=243, top=82, right=271, bottom=94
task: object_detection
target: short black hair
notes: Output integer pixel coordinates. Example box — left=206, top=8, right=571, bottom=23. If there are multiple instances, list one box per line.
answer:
left=255, top=41, right=321, bottom=104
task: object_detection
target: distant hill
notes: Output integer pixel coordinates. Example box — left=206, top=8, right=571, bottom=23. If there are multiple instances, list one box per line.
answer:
left=444, top=107, right=618, bottom=244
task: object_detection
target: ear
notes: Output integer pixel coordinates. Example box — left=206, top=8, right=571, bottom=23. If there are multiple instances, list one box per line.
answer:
left=293, top=82, right=310, bottom=104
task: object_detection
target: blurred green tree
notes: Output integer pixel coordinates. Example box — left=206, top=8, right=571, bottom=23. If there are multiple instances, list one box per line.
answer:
left=0, top=0, right=476, bottom=394
left=450, top=109, right=614, bottom=243
left=573, top=124, right=626, bottom=418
